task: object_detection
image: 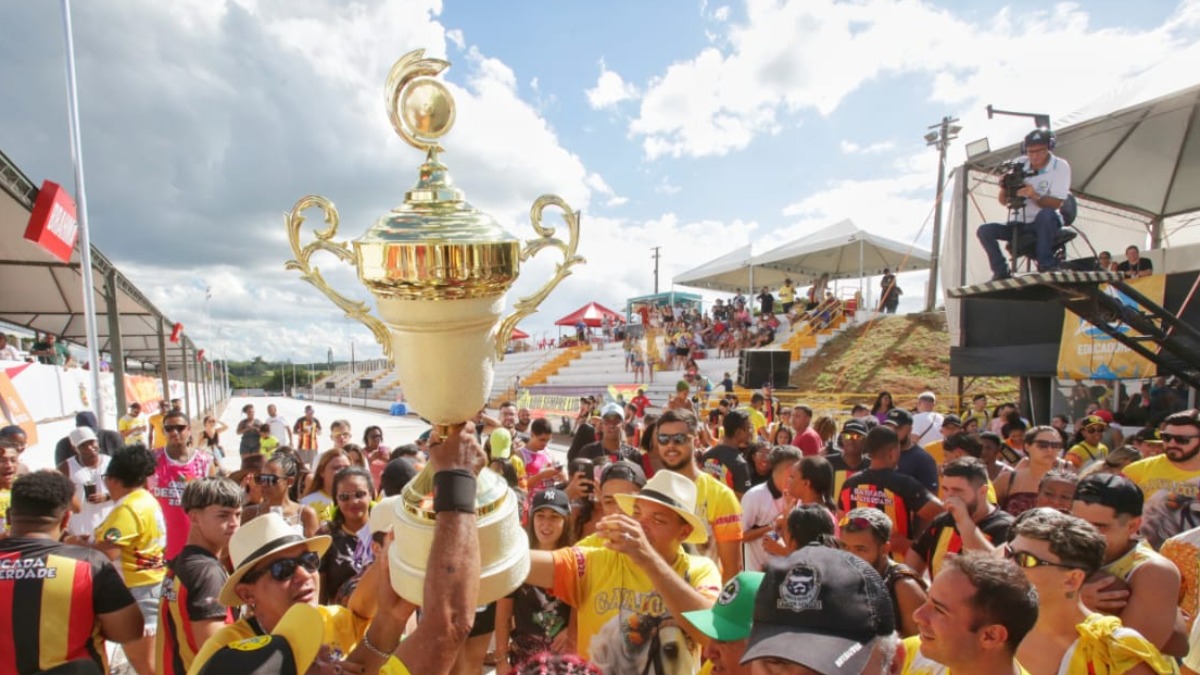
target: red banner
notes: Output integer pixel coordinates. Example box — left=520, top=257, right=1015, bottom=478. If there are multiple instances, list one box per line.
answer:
left=169, top=322, right=183, bottom=343
left=24, top=181, right=79, bottom=264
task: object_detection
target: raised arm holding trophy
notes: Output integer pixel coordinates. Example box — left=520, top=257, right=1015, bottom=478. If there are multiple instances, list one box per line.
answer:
left=283, top=47, right=584, bottom=621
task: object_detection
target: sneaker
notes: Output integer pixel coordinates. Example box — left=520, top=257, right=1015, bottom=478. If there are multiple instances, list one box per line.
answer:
left=989, top=270, right=1012, bottom=282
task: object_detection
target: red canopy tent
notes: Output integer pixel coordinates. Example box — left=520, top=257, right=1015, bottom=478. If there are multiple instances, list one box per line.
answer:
left=554, top=302, right=625, bottom=327
left=510, top=328, right=530, bottom=340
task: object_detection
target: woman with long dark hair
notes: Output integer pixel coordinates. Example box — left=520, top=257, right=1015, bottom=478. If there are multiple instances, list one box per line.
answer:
left=565, top=422, right=597, bottom=464
left=317, top=466, right=373, bottom=605
left=871, top=391, right=895, bottom=423
left=494, top=489, right=575, bottom=673
left=241, top=452, right=319, bottom=537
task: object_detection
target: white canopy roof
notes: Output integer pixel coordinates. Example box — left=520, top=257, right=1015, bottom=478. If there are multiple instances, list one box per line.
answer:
left=753, top=219, right=932, bottom=279
left=968, top=42, right=1200, bottom=220
left=672, top=245, right=790, bottom=294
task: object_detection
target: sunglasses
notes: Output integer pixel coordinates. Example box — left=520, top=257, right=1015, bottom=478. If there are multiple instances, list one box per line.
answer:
left=838, top=516, right=877, bottom=531
left=337, top=490, right=369, bottom=502
left=164, top=424, right=189, bottom=433
left=1084, top=425, right=1105, bottom=433
left=244, top=551, right=321, bottom=583
left=1031, top=440, right=1063, bottom=449
left=1004, top=546, right=1083, bottom=571
left=841, top=432, right=863, bottom=442
left=656, top=433, right=692, bottom=446
left=255, top=474, right=281, bottom=486
left=1160, top=432, right=1200, bottom=445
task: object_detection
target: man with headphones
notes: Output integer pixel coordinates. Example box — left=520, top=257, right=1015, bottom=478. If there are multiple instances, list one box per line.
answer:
left=976, top=128, right=1072, bottom=280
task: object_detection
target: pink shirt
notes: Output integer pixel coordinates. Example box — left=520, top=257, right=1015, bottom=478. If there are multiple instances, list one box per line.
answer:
left=150, top=448, right=213, bottom=560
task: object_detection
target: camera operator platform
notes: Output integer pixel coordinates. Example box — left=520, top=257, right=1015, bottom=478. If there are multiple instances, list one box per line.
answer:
left=977, top=128, right=1072, bottom=280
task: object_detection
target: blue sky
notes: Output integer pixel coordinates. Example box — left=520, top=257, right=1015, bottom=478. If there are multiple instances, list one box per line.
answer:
left=0, top=0, right=1196, bottom=362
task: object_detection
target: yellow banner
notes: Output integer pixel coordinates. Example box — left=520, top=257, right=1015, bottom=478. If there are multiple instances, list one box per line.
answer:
left=1057, top=275, right=1165, bottom=380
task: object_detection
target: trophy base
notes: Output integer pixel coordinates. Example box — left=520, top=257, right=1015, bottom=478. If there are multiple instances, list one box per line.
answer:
left=386, top=467, right=530, bottom=606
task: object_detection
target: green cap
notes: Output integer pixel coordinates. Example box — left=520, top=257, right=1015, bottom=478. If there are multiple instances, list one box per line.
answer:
left=682, top=571, right=764, bottom=641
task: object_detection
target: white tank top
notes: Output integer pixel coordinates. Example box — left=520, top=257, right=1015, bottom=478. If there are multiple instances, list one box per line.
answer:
left=66, top=455, right=114, bottom=539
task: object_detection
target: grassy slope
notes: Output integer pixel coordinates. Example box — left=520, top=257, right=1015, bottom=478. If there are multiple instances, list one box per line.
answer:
left=789, top=313, right=1019, bottom=405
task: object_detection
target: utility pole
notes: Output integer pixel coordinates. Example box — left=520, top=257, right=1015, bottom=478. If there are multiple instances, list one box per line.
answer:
left=651, top=246, right=661, bottom=294
left=924, top=115, right=960, bottom=313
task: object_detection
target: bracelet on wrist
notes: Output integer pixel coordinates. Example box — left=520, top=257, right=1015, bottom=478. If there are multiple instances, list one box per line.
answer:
left=361, top=628, right=400, bottom=660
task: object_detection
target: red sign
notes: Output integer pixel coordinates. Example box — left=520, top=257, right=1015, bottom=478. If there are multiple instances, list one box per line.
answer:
left=24, top=180, right=79, bottom=263
left=170, top=322, right=184, bottom=343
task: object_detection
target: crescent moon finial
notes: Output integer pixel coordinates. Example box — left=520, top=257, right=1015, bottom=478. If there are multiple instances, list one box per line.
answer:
left=385, top=49, right=456, bottom=153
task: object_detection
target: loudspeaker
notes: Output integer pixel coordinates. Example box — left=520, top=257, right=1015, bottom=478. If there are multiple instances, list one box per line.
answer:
left=324, top=382, right=336, bottom=390
left=737, top=349, right=789, bottom=389
left=359, top=379, right=373, bottom=389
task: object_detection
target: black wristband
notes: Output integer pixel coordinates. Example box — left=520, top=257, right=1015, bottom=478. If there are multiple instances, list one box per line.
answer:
left=432, top=469, right=477, bottom=514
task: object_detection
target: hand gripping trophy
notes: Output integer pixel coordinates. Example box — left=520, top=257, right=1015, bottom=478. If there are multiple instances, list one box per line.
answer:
left=284, top=49, right=584, bottom=605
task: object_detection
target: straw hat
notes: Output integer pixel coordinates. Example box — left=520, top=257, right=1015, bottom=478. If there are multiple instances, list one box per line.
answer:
left=613, top=471, right=708, bottom=544
left=219, top=513, right=331, bottom=606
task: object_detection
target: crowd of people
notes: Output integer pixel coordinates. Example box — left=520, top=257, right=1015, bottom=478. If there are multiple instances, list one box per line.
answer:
left=4, top=387, right=1200, bottom=675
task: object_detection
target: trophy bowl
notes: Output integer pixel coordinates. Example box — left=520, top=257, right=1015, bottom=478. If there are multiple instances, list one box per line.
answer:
left=284, top=49, right=583, bottom=605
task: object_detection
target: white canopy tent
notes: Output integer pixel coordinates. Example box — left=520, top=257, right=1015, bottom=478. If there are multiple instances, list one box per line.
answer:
left=672, top=245, right=790, bottom=294
left=753, top=219, right=932, bottom=308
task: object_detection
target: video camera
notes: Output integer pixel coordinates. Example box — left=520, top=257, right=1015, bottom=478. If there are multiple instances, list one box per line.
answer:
left=997, top=160, right=1031, bottom=210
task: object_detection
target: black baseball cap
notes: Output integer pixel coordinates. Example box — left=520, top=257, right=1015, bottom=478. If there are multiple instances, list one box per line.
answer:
left=1074, top=473, right=1144, bottom=517
left=842, top=419, right=868, bottom=436
left=197, top=603, right=321, bottom=675
left=531, top=487, right=571, bottom=517
left=941, top=414, right=963, bottom=428
left=884, top=408, right=913, bottom=427
left=741, top=545, right=894, bottom=673
left=599, top=460, right=647, bottom=488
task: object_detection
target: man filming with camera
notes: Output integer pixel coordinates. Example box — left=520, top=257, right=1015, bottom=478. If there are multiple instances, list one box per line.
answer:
left=977, top=128, right=1072, bottom=280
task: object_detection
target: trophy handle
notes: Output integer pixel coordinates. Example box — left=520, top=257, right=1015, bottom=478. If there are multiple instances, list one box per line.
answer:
left=284, top=195, right=393, bottom=360
left=494, top=195, right=585, bottom=359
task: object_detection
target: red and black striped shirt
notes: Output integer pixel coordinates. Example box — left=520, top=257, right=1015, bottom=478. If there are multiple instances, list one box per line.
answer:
left=0, top=537, right=135, bottom=674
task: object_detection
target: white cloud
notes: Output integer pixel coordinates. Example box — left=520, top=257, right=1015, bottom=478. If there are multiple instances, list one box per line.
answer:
left=840, top=139, right=896, bottom=155
left=655, top=176, right=682, bottom=195
left=585, top=58, right=640, bottom=110
left=446, top=28, right=465, bottom=49
left=714, top=5, right=731, bottom=21
left=627, top=0, right=1197, bottom=160
left=584, top=172, right=628, bottom=208
left=0, top=1, right=601, bottom=362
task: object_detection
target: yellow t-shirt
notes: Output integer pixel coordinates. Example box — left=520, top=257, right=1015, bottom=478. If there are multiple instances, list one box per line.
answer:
left=1122, top=455, right=1200, bottom=548
left=301, top=491, right=336, bottom=525
left=186, top=605, right=409, bottom=675
left=149, top=413, right=167, bottom=450
left=692, top=472, right=744, bottom=567
left=741, top=407, right=767, bottom=438
left=260, top=436, right=280, bottom=455
left=960, top=410, right=990, bottom=431
left=1063, top=614, right=1176, bottom=675
left=901, top=635, right=1031, bottom=674
left=778, top=285, right=795, bottom=303
left=1067, top=441, right=1108, bottom=469
left=551, top=545, right=721, bottom=663
left=0, top=488, right=9, bottom=533
left=119, top=414, right=147, bottom=445
left=96, top=487, right=166, bottom=588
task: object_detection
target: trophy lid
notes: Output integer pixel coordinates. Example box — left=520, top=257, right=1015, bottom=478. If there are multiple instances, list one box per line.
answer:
left=359, top=52, right=516, bottom=247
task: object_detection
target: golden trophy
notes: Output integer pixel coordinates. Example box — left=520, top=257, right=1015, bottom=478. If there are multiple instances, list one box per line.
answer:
left=284, top=49, right=584, bottom=605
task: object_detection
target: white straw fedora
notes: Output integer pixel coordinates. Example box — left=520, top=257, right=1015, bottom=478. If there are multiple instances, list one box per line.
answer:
left=219, top=513, right=331, bottom=606
left=613, top=470, right=709, bottom=544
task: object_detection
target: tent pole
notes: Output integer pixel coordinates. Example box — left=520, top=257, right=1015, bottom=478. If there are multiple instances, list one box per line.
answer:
left=860, top=238, right=868, bottom=311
